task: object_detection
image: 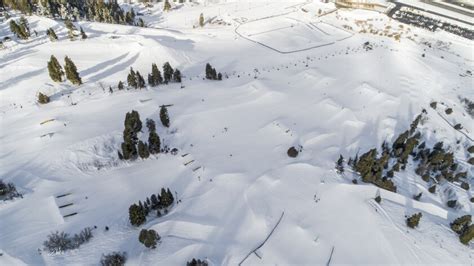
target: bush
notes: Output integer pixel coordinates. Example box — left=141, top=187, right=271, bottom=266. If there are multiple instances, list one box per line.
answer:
left=43, top=227, right=94, bottom=253
left=101, top=252, right=127, bottom=266
left=445, top=108, right=453, bottom=115
left=428, top=185, right=436, bottom=193
left=138, top=229, right=160, bottom=249
left=0, top=180, right=22, bottom=201
left=38, top=92, right=50, bottom=104
left=287, top=147, right=298, bottom=158
left=447, top=200, right=457, bottom=208
left=459, top=225, right=473, bottom=245
left=43, top=231, right=72, bottom=253
left=450, top=215, right=471, bottom=234
left=406, top=213, right=422, bottom=229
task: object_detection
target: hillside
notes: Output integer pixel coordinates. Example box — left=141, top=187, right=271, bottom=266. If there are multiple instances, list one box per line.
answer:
left=0, top=1, right=473, bottom=265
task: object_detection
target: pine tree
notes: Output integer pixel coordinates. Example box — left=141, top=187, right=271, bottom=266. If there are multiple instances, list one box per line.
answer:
left=127, top=68, right=137, bottom=89
left=138, top=141, right=150, bottom=159
left=160, top=106, right=170, bottom=128
left=199, top=13, right=204, bottom=27
left=150, top=63, right=162, bottom=86
left=64, top=56, right=82, bottom=85
left=173, top=69, right=182, bottom=83
left=162, top=62, right=174, bottom=84
left=164, top=0, right=171, bottom=12
left=38, top=92, right=50, bottom=104
left=136, top=71, right=145, bottom=89
left=118, top=81, right=124, bottom=90
left=80, top=27, right=87, bottom=39
left=148, top=131, right=161, bottom=154
left=19, top=16, right=30, bottom=37
left=205, top=63, right=218, bottom=80
left=47, top=28, right=58, bottom=41
left=10, top=20, right=28, bottom=40
left=129, top=204, right=146, bottom=226
left=48, top=55, right=64, bottom=82
left=336, top=155, right=344, bottom=173
left=137, top=18, right=145, bottom=27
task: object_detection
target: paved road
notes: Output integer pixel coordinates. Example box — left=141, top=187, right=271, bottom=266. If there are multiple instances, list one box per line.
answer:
left=387, top=0, right=473, bottom=26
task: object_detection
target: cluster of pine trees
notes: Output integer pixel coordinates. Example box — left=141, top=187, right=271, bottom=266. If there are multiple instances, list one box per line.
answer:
left=205, top=63, right=222, bottom=80
left=128, top=188, right=175, bottom=226
left=9, top=16, right=30, bottom=40
left=47, top=55, right=82, bottom=85
left=3, top=0, right=143, bottom=26
left=119, top=109, right=168, bottom=160
left=345, top=111, right=470, bottom=207
left=187, top=258, right=208, bottom=266
left=0, top=179, right=22, bottom=201
left=126, top=63, right=181, bottom=89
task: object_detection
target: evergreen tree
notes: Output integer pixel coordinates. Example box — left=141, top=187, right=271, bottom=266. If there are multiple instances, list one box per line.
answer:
left=205, top=63, right=218, bottom=80
left=146, top=118, right=156, bottom=132
left=162, top=62, right=174, bottom=84
left=19, top=16, right=30, bottom=36
left=149, top=63, right=162, bottom=86
left=118, top=81, right=124, bottom=90
left=164, top=0, right=171, bottom=12
left=47, top=28, right=58, bottom=41
left=160, top=106, right=170, bottom=128
left=138, top=141, right=150, bottom=159
left=10, top=20, right=28, bottom=40
left=80, top=27, right=87, bottom=39
left=336, top=155, right=344, bottom=174
left=217, top=72, right=222, bottom=80
left=173, top=69, right=182, bottom=83
left=64, top=56, right=82, bottom=85
left=136, top=71, right=145, bottom=89
left=129, top=204, right=146, bottom=226
left=127, top=68, right=137, bottom=89
left=38, top=92, right=50, bottom=104
left=137, top=18, right=145, bottom=27
left=47, top=55, right=64, bottom=82
left=148, top=131, right=161, bottom=154
left=199, top=13, right=204, bottom=27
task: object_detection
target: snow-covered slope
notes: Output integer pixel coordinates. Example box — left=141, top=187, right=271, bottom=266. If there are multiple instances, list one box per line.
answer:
left=0, top=1, right=473, bottom=265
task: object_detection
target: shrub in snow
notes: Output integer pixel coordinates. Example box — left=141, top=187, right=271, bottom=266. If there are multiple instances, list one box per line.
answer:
left=450, top=215, right=473, bottom=245
left=43, top=227, right=94, bottom=253
left=406, top=213, right=422, bottom=229
left=447, top=200, right=457, bottom=208
left=100, top=252, right=126, bottom=266
left=139, top=229, right=160, bottom=249
left=445, top=108, right=453, bottom=115
left=38, top=92, right=50, bottom=104
left=0, top=180, right=22, bottom=201
left=287, top=147, right=298, bottom=158
left=187, top=258, right=208, bottom=266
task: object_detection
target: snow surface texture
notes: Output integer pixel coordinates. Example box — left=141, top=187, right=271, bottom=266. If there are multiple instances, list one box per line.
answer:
left=0, top=0, right=473, bottom=265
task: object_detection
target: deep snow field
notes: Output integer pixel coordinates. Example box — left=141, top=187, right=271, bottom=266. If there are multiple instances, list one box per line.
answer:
left=0, top=0, right=473, bottom=265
